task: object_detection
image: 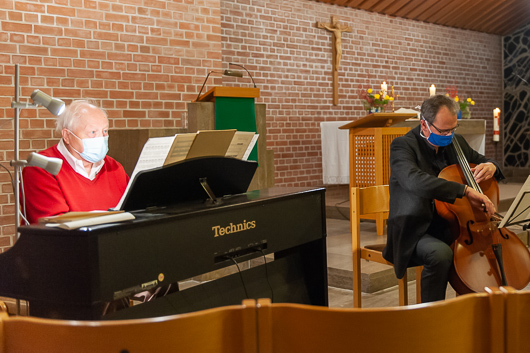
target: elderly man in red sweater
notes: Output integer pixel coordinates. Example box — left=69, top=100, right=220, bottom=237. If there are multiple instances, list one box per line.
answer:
left=22, top=100, right=129, bottom=224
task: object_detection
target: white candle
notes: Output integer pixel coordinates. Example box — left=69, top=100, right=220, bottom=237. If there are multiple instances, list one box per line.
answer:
left=429, top=84, right=436, bottom=96
left=493, top=108, right=500, bottom=142
left=381, top=81, right=387, bottom=94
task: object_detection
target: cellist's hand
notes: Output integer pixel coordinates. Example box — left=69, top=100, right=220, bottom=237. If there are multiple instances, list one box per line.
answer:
left=465, top=187, right=496, bottom=217
left=470, top=162, right=496, bottom=184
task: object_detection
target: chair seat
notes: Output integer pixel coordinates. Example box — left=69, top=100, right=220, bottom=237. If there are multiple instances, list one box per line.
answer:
left=363, top=243, right=386, bottom=252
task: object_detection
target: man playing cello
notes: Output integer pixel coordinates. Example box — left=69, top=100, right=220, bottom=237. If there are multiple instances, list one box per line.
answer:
left=383, top=94, right=504, bottom=303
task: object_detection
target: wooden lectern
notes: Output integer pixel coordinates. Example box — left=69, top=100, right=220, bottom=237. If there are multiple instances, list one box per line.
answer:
left=194, top=87, right=260, bottom=158
left=188, top=86, right=275, bottom=191
left=340, top=113, right=416, bottom=235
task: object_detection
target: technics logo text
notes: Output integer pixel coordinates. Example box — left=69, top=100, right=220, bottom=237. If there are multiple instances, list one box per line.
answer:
left=212, top=220, right=256, bottom=237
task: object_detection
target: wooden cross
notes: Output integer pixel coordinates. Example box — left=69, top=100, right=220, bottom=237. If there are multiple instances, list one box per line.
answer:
left=316, top=16, right=352, bottom=106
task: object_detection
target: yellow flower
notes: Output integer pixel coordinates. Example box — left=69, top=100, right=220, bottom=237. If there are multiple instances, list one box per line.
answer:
left=467, top=98, right=472, bottom=102
left=471, top=101, right=475, bottom=105
left=367, top=88, right=373, bottom=94
left=384, top=95, right=390, bottom=100
left=374, top=94, right=380, bottom=99
left=454, top=96, right=459, bottom=102
left=389, top=97, right=394, bottom=101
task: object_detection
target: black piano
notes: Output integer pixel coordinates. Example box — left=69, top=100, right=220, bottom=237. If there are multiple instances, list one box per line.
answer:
left=0, top=157, right=328, bottom=320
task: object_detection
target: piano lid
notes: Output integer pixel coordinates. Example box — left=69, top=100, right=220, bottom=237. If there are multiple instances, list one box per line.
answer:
left=120, top=156, right=258, bottom=212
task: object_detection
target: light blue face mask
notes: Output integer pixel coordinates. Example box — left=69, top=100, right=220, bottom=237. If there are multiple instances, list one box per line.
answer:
left=68, top=130, right=109, bottom=163
left=423, top=120, right=454, bottom=147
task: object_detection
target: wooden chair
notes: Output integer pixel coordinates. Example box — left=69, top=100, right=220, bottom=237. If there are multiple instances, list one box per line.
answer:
left=256, top=290, right=505, bottom=353
left=0, top=300, right=258, bottom=353
left=502, top=286, right=530, bottom=353
left=351, top=185, right=422, bottom=307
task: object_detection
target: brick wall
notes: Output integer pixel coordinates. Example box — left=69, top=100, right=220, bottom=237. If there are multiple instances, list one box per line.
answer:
left=0, top=0, right=222, bottom=249
left=0, top=0, right=505, bottom=249
left=221, top=0, right=504, bottom=185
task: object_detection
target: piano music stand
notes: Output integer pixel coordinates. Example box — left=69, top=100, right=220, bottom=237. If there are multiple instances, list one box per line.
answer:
left=120, top=156, right=258, bottom=212
left=499, top=176, right=530, bottom=229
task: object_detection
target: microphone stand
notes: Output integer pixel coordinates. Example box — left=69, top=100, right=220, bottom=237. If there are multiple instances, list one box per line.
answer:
left=195, top=71, right=215, bottom=102
left=195, top=70, right=245, bottom=101
left=229, top=63, right=257, bottom=88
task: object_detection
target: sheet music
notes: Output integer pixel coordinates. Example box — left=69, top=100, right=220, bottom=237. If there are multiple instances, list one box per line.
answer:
left=130, top=136, right=176, bottom=179
left=163, top=133, right=196, bottom=165
left=186, top=129, right=236, bottom=159
left=114, top=130, right=256, bottom=210
left=242, top=134, right=259, bottom=161
left=226, top=131, right=256, bottom=159
left=499, top=176, right=530, bottom=228
left=115, top=136, right=176, bottom=210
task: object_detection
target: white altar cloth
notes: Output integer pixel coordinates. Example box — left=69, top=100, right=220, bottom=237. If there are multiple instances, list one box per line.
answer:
left=321, top=121, right=350, bottom=184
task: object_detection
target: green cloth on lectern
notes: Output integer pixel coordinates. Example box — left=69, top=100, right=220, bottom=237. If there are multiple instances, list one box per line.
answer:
left=215, top=97, right=258, bottom=163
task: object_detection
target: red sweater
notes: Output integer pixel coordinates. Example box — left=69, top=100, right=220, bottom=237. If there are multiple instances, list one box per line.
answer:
left=22, top=145, right=129, bottom=224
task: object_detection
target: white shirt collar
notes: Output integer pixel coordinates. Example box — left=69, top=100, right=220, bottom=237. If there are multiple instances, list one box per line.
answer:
left=57, top=139, right=105, bottom=180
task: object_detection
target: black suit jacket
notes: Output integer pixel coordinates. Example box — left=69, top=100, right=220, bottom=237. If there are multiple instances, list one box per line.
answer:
left=382, top=125, right=504, bottom=279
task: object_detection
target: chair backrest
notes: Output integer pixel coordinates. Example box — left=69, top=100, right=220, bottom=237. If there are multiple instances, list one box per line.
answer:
left=352, top=185, right=390, bottom=215
left=0, top=300, right=258, bottom=353
left=350, top=185, right=389, bottom=240
left=256, top=291, right=505, bottom=353
left=503, top=286, right=530, bottom=353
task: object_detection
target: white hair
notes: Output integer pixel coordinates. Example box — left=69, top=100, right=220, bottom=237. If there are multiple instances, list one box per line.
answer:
left=55, top=100, right=107, bottom=134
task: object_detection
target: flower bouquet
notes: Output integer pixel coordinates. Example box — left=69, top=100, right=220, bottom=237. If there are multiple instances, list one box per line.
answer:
left=445, top=85, right=475, bottom=119
left=360, top=87, right=394, bottom=113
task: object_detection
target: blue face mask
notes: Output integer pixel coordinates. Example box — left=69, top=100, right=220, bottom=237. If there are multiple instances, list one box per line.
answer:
left=423, top=120, right=454, bottom=147
left=68, top=130, right=109, bottom=163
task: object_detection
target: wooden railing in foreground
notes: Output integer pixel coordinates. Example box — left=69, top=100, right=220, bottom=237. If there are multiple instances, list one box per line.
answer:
left=0, top=299, right=258, bottom=353
left=257, top=289, right=504, bottom=353
left=0, top=288, right=528, bottom=353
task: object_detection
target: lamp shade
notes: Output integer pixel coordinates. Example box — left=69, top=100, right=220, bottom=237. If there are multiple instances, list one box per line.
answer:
left=26, top=152, right=63, bottom=176
left=30, top=90, right=65, bottom=116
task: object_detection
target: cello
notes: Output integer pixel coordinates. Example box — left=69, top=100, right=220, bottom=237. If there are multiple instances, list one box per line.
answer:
left=435, top=138, right=530, bottom=294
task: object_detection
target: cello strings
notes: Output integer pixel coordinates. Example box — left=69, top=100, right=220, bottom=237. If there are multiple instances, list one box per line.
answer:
left=454, top=140, right=475, bottom=189
left=453, top=139, right=471, bottom=185
left=453, top=139, right=482, bottom=193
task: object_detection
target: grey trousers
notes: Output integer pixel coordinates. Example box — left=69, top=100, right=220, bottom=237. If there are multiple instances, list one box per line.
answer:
left=410, top=233, right=453, bottom=303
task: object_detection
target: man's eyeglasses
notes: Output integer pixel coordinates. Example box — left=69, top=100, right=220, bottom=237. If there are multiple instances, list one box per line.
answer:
left=430, top=122, right=459, bottom=135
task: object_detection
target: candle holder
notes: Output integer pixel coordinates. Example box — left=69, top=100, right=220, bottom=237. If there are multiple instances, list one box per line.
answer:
left=390, top=86, right=399, bottom=112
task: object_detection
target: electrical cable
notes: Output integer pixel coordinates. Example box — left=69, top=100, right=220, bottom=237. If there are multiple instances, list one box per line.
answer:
left=0, top=163, right=29, bottom=225
left=259, top=248, right=274, bottom=302
left=18, top=168, right=30, bottom=225
left=335, top=199, right=350, bottom=220
left=229, top=256, right=249, bottom=299
left=0, top=163, right=15, bottom=193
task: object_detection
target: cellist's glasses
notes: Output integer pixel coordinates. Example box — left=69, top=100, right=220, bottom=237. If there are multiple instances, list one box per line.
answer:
left=430, top=122, right=459, bottom=135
